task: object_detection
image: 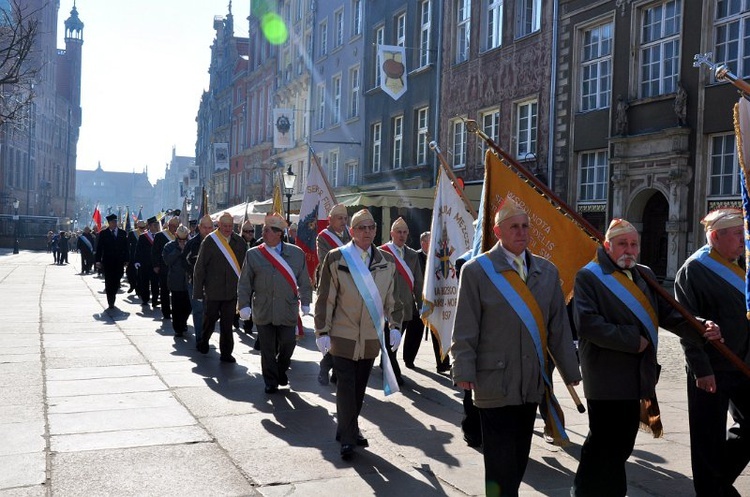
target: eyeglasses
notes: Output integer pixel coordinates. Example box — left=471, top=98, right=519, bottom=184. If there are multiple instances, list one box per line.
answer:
left=242, top=230, right=253, bottom=234
left=355, top=224, right=377, bottom=231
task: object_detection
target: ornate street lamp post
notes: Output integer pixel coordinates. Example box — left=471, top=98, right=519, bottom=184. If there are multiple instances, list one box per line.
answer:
left=12, top=198, right=20, bottom=254
left=282, top=165, right=297, bottom=224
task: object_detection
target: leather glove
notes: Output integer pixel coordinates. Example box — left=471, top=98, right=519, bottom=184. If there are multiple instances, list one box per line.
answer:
left=316, top=335, right=331, bottom=354
left=238, top=307, right=252, bottom=321
left=301, top=305, right=310, bottom=315
left=389, top=328, right=402, bottom=351
left=134, top=262, right=141, bottom=270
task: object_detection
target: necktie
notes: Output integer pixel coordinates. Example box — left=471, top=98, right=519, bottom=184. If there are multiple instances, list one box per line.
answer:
left=361, top=249, right=369, bottom=265
left=514, top=255, right=526, bottom=282
left=623, top=269, right=633, bottom=281
left=397, top=246, right=403, bottom=259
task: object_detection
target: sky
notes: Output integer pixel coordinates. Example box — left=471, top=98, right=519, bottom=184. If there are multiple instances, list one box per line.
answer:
left=58, top=1, right=239, bottom=185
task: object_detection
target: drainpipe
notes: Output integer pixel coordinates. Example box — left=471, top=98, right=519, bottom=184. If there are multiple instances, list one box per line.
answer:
left=547, top=0, right=559, bottom=190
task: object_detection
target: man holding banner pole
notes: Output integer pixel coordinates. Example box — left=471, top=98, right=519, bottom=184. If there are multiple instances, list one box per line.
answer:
left=452, top=198, right=581, bottom=496
left=314, top=208, right=403, bottom=461
left=571, top=218, right=722, bottom=497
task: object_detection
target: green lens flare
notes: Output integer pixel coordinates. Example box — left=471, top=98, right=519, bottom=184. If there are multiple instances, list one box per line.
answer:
left=262, top=14, right=288, bottom=45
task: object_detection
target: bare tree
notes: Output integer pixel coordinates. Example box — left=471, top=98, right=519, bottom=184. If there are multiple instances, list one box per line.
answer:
left=0, top=0, right=41, bottom=127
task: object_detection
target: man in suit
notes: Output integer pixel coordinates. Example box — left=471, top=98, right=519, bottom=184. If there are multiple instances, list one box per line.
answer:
left=452, top=198, right=581, bottom=496
left=135, top=217, right=160, bottom=308
left=183, top=215, right=213, bottom=348
left=126, top=220, right=146, bottom=294
left=152, top=215, right=179, bottom=320
left=237, top=213, right=312, bottom=393
left=95, top=213, right=129, bottom=311
left=193, top=212, right=247, bottom=362
left=380, top=217, right=423, bottom=386
left=315, top=203, right=351, bottom=385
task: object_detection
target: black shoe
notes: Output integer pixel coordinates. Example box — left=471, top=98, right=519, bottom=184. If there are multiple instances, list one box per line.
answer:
left=197, top=341, right=209, bottom=354
left=128, top=287, right=136, bottom=293
left=404, top=362, right=415, bottom=369
left=220, top=355, right=236, bottom=363
left=265, top=385, right=278, bottom=394
left=330, top=372, right=338, bottom=384
left=437, top=364, right=451, bottom=373
left=340, top=444, right=355, bottom=461
left=279, top=372, right=288, bottom=386
left=175, top=332, right=184, bottom=338
left=396, top=376, right=405, bottom=386
left=464, top=434, right=482, bottom=448
left=335, top=432, right=368, bottom=447
left=318, top=368, right=330, bottom=385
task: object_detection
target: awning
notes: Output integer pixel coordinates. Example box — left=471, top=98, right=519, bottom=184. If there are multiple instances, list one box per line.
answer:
left=336, top=185, right=482, bottom=210
left=210, top=201, right=299, bottom=225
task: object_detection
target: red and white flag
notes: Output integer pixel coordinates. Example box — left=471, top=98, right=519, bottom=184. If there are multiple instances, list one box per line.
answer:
left=296, top=152, right=337, bottom=281
left=91, top=203, right=102, bottom=230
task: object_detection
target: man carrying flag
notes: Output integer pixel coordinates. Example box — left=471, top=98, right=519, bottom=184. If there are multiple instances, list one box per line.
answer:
left=314, top=208, right=403, bottom=461
left=237, top=213, right=312, bottom=394
left=571, top=218, right=722, bottom=497
left=452, top=198, right=581, bottom=496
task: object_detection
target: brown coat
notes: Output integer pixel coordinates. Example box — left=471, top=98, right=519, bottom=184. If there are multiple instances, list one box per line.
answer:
left=193, top=231, right=247, bottom=301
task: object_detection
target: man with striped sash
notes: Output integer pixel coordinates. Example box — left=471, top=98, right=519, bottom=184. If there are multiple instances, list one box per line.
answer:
left=675, top=208, right=750, bottom=497
left=572, top=219, right=721, bottom=497
left=193, top=212, right=247, bottom=363
left=237, top=213, right=312, bottom=394
left=452, top=199, right=581, bottom=497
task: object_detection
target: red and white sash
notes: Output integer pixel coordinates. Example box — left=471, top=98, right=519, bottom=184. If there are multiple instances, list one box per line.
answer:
left=258, top=243, right=304, bottom=336
left=380, top=242, right=414, bottom=292
left=208, top=230, right=241, bottom=278
left=144, top=231, right=155, bottom=245
left=319, top=228, right=345, bottom=248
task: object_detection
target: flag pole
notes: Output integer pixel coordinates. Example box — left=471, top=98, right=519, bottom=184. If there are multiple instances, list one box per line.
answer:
left=308, top=144, right=338, bottom=205
left=429, top=141, right=478, bottom=219
left=466, top=120, right=750, bottom=380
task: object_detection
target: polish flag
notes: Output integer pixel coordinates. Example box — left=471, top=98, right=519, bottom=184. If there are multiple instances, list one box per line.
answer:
left=91, top=203, right=102, bottom=230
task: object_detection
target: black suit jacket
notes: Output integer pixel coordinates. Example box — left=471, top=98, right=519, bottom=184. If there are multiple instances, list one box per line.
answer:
left=95, top=228, right=128, bottom=269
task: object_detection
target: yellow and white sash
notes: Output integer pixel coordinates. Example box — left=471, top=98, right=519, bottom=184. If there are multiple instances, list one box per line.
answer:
left=161, top=229, right=176, bottom=241
left=209, top=230, right=241, bottom=278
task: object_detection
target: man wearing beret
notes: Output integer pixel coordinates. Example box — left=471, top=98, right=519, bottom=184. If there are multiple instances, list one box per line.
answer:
left=135, top=217, right=161, bottom=308
left=152, top=216, right=180, bottom=320
left=452, top=198, right=581, bottom=496
left=675, top=208, right=750, bottom=497
left=315, top=203, right=351, bottom=385
left=193, top=212, right=247, bottom=362
left=572, top=218, right=722, bottom=497
left=237, top=213, right=312, bottom=393
left=380, top=216, right=423, bottom=386
left=314, top=208, right=403, bottom=461
left=95, top=213, right=129, bottom=311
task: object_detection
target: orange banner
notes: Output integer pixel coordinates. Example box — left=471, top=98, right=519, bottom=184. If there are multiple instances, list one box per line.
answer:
left=482, top=152, right=599, bottom=297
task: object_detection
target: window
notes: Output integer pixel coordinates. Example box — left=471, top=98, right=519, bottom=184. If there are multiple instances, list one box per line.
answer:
left=452, top=119, right=466, bottom=169
left=372, top=122, right=382, bottom=173
left=714, top=0, right=750, bottom=79
left=578, top=150, right=609, bottom=202
left=482, top=0, right=503, bottom=51
left=516, top=0, right=541, bottom=38
left=352, top=0, right=362, bottom=37
left=319, top=20, right=328, bottom=57
left=349, top=66, right=360, bottom=118
left=331, top=75, right=341, bottom=125
left=334, top=9, right=344, bottom=48
left=329, top=150, right=339, bottom=187
left=516, top=100, right=538, bottom=158
left=708, top=133, right=740, bottom=196
left=480, top=109, right=500, bottom=157
left=416, top=107, right=429, bottom=165
left=640, top=0, right=681, bottom=98
left=419, top=1, right=431, bottom=67
left=581, top=22, right=613, bottom=111
left=392, top=115, right=403, bottom=169
left=316, top=83, right=326, bottom=129
left=375, top=26, right=385, bottom=87
left=396, top=13, right=406, bottom=47
left=347, top=162, right=358, bottom=185
left=456, top=0, right=471, bottom=63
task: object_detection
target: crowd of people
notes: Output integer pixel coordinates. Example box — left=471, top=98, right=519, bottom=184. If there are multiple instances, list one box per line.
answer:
left=82, top=202, right=750, bottom=497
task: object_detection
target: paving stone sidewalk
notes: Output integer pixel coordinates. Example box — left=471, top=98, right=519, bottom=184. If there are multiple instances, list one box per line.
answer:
left=1, top=249, right=748, bottom=496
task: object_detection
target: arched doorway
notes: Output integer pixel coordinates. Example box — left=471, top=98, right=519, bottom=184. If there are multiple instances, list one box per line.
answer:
left=640, top=192, right=669, bottom=281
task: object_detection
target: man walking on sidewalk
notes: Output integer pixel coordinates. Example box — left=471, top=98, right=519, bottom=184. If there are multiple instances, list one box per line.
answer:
left=95, top=213, right=129, bottom=311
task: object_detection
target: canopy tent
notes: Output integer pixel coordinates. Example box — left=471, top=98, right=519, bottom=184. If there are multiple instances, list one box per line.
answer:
left=210, top=201, right=299, bottom=225
left=336, top=185, right=482, bottom=210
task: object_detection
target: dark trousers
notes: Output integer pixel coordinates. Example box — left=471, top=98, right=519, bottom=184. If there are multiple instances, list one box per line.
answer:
left=138, top=267, right=159, bottom=305
left=401, top=316, right=425, bottom=367
left=257, top=324, right=296, bottom=388
left=170, top=291, right=192, bottom=334
left=333, top=355, right=374, bottom=445
left=687, top=370, right=750, bottom=497
left=572, top=399, right=640, bottom=497
left=157, top=269, right=171, bottom=317
left=462, top=389, right=482, bottom=445
left=103, top=266, right=124, bottom=308
left=431, top=330, right=450, bottom=370
left=479, top=403, right=538, bottom=497
left=202, top=299, right=236, bottom=358
left=126, top=261, right=138, bottom=290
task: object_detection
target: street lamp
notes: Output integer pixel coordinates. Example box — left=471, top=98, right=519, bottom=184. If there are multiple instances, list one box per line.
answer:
left=282, top=164, right=297, bottom=224
left=12, top=198, right=20, bottom=254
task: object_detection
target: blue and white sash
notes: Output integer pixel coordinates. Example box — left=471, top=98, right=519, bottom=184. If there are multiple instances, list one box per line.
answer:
left=341, top=242, right=400, bottom=396
left=79, top=235, right=93, bottom=253
left=690, top=244, right=744, bottom=295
